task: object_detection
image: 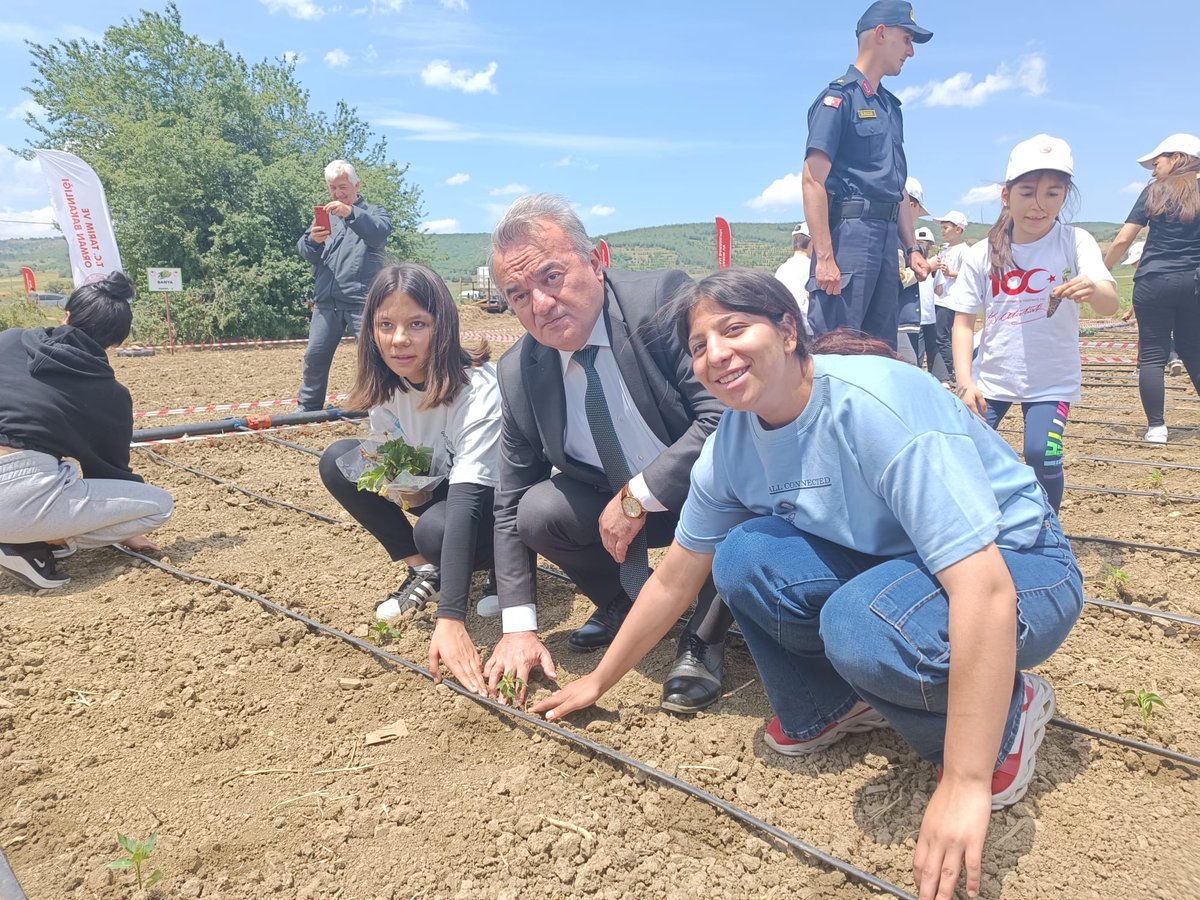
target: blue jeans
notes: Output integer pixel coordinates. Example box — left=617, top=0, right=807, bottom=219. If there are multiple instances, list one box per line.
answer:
left=984, top=400, right=1070, bottom=512
left=712, top=512, right=1082, bottom=767
left=298, top=304, right=362, bottom=410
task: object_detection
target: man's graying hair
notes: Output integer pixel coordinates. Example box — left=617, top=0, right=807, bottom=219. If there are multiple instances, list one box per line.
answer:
left=489, top=194, right=595, bottom=282
left=324, top=159, right=360, bottom=185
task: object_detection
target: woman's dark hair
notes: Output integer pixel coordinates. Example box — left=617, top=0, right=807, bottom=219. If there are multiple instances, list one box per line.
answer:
left=63, top=271, right=134, bottom=348
left=667, top=267, right=810, bottom=361
left=1145, top=152, right=1200, bottom=224
left=809, top=330, right=898, bottom=359
left=347, top=263, right=490, bottom=412
left=987, top=170, right=1079, bottom=283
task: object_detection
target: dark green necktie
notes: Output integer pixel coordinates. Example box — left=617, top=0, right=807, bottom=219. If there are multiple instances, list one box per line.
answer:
left=572, top=344, right=650, bottom=600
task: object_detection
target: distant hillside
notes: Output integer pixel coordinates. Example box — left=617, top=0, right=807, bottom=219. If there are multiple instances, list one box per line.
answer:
left=0, top=237, right=71, bottom=277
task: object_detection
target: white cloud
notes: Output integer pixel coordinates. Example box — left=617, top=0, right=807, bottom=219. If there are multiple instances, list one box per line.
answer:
left=590, top=205, right=615, bottom=217
left=324, top=49, right=351, bottom=68
left=440, top=0, right=468, bottom=9
left=371, top=0, right=407, bottom=11
left=1122, top=180, right=1148, bottom=194
left=746, top=172, right=804, bottom=210
left=421, top=218, right=460, bottom=234
left=7, top=100, right=45, bottom=121
left=960, top=184, right=1003, bottom=205
left=898, top=54, right=1046, bottom=109
left=0, top=21, right=102, bottom=45
left=364, top=44, right=379, bottom=63
left=0, top=205, right=58, bottom=240
left=553, top=156, right=573, bottom=167
left=490, top=183, right=529, bottom=197
left=280, top=50, right=306, bottom=65
left=421, top=59, right=498, bottom=94
left=259, top=0, right=327, bottom=21
left=445, top=172, right=470, bottom=185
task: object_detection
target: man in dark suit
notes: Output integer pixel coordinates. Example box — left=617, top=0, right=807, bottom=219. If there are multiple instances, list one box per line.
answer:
left=481, top=194, right=732, bottom=713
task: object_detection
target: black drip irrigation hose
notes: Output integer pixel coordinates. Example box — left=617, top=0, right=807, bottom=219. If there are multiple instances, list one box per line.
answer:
left=1066, top=483, right=1200, bottom=504
left=234, top=425, right=323, bottom=458
left=1049, top=718, right=1200, bottom=770
left=132, top=408, right=363, bottom=442
left=111, top=547, right=915, bottom=900
left=1067, top=534, right=1200, bottom=558
left=137, top=448, right=343, bottom=524
left=1078, top=455, right=1200, bottom=473
left=1085, top=598, right=1200, bottom=629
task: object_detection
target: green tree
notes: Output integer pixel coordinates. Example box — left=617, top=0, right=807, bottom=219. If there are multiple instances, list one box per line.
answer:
left=21, top=3, right=426, bottom=341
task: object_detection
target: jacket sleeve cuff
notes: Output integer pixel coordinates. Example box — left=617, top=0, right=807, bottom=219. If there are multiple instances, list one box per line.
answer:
left=628, top=472, right=667, bottom=513
left=501, top=603, right=538, bottom=634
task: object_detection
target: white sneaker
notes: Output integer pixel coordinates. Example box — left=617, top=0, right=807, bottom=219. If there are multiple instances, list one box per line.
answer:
left=1167, top=359, right=1184, bottom=377
left=375, top=567, right=440, bottom=620
left=1144, top=425, right=1168, bottom=444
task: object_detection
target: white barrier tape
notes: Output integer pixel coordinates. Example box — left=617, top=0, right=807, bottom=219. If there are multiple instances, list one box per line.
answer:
left=1078, top=341, right=1137, bottom=350
left=133, top=393, right=350, bottom=420
left=130, top=420, right=348, bottom=447
left=121, top=329, right=521, bottom=354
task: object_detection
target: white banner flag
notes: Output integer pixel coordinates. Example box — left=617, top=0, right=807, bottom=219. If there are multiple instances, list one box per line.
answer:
left=34, top=149, right=123, bottom=288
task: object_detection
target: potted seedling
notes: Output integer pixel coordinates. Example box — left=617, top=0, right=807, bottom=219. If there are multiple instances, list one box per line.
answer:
left=336, top=434, right=442, bottom=510
left=1122, top=688, right=1165, bottom=728
left=107, top=831, right=162, bottom=891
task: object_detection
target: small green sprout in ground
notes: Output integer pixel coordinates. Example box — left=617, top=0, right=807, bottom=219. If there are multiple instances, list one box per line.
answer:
left=1122, top=689, right=1165, bottom=727
left=368, top=618, right=404, bottom=646
left=497, top=671, right=527, bottom=711
left=107, top=832, right=162, bottom=890
left=1100, top=564, right=1130, bottom=601
left=1148, top=468, right=1165, bottom=491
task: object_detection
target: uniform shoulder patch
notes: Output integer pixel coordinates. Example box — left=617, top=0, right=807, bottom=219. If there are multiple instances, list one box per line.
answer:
left=823, top=95, right=843, bottom=109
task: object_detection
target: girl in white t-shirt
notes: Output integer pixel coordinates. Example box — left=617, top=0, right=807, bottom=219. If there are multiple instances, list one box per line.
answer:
left=318, top=263, right=502, bottom=694
left=943, top=135, right=1119, bottom=510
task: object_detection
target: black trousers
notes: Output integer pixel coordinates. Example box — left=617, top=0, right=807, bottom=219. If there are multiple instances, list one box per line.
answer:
left=1133, top=270, right=1200, bottom=426
left=514, top=472, right=734, bottom=643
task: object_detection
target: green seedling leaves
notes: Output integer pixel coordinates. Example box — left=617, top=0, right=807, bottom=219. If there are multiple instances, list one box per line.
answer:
left=108, top=831, right=163, bottom=890
left=497, top=671, right=528, bottom=710
left=1122, top=688, right=1166, bottom=727
left=368, top=618, right=404, bottom=646
left=356, top=438, right=433, bottom=494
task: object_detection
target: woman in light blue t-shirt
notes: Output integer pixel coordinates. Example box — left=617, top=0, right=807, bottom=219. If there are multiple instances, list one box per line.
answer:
left=533, top=268, right=1084, bottom=900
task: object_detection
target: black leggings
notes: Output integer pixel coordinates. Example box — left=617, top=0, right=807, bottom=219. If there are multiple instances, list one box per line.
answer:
left=319, top=439, right=495, bottom=618
left=1133, top=270, right=1200, bottom=426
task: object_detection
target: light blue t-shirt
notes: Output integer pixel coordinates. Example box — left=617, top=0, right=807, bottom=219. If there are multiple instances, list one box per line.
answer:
left=677, top=355, right=1048, bottom=575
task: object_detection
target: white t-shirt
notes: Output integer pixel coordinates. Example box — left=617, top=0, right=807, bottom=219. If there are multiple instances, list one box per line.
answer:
left=933, top=242, right=970, bottom=306
left=918, top=276, right=936, bottom=325
left=367, top=362, right=502, bottom=487
left=941, top=221, right=1114, bottom=403
left=774, top=253, right=811, bottom=327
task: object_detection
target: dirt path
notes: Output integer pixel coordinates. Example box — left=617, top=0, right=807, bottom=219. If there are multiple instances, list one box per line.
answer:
left=2, top=320, right=1199, bottom=899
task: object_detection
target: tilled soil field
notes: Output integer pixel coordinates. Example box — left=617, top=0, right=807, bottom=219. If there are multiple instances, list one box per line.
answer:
left=2, top=314, right=1199, bottom=899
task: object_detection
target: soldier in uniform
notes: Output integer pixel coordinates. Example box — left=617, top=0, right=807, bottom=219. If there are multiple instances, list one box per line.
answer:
left=802, top=0, right=933, bottom=347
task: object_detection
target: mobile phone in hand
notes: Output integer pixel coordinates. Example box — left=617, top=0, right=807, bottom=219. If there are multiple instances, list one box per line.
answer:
left=313, top=205, right=331, bottom=232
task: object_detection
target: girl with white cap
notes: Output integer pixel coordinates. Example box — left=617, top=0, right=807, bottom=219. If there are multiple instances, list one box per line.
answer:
left=941, top=135, right=1119, bottom=511
left=1104, top=133, right=1200, bottom=443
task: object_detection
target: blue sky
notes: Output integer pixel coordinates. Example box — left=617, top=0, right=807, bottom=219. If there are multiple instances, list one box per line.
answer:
left=1, top=1, right=1197, bottom=241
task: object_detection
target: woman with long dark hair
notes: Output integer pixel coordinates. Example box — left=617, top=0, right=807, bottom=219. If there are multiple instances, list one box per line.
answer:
left=318, top=263, right=501, bottom=693
left=533, top=267, right=1084, bottom=900
left=1104, top=133, right=1200, bottom=443
left=0, top=272, right=173, bottom=590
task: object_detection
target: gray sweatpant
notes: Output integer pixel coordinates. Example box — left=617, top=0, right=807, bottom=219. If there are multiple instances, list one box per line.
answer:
left=0, top=450, right=173, bottom=548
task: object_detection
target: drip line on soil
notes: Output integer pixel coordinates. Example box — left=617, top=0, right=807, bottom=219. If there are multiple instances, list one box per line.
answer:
left=1077, top=455, right=1200, bottom=473
left=110, top=547, right=916, bottom=900
left=234, top=425, right=324, bottom=458
left=1066, top=534, right=1200, bottom=558
left=130, top=421, right=347, bottom=448
left=1085, top=598, right=1200, bottom=629
left=137, top=448, right=343, bottom=524
left=1049, top=719, right=1200, bottom=770
left=1065, top=483, right=1200, bottom=503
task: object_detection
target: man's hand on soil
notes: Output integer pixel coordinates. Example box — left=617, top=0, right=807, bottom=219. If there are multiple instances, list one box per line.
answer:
left=483, top=632, right=556, bottom=702
left=428, top=618, right=487, bottom=695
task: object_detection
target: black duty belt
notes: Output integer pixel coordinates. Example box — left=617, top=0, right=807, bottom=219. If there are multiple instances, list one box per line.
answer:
left=831, top=199, right=899, bottom=222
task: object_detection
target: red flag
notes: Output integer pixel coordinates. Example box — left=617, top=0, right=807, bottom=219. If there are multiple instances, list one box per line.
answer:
left=20, top=267, right=36, bottom=295
left=715, top=217, right=732, bottom=269
left=598, top=239, right=610, bottom=268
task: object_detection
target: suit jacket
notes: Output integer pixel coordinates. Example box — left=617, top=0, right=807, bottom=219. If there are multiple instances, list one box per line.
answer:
left=494, top=268, right=725, bottom=608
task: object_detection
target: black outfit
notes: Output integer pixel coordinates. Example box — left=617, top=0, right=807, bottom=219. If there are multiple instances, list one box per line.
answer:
left=1125, top=187, right=1200, bottom=426
left=0, top=325, right=141, bottom=481
left=318, top=439, right=494, bottom=621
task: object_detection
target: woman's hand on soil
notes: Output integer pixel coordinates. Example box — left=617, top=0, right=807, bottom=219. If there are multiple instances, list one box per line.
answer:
left=913, top=778, right=992, bottom=899
left=530, top=674, right=603, bottom=722
left=121, top=534, right=160, bottom=552
left=428, top=618, right=486, bottom=695
left=483, top=632, right=557, bottom=703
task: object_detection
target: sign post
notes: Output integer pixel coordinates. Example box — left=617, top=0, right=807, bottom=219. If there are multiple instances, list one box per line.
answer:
left=147, top=268, right=183, bottom=354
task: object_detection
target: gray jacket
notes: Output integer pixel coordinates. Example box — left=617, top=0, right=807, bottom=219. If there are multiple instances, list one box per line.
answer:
left=297, top=197, right=392, bottom=307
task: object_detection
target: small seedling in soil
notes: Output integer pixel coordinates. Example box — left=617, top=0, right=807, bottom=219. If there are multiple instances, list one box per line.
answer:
left=368, top=618, right=404, bottom=646
left=107, top=832, right=162, bottom=890
left=1148, top=468, right=1164, bottom=490
left=1122, top=688, right=1165, bottom=727
left=1100, top=564, right=1130, bottom=601
left=497, top=671, right=527, bottom=711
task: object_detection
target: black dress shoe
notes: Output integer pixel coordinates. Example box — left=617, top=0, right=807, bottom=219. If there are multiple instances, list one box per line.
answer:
left=567, top=600, right=631, bottom=652
left=660, top=631, right=724, bottom=714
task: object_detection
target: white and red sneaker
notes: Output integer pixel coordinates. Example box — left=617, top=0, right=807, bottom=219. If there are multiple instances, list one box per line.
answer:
left=990, top=673, right=1056, bottom=810
left=764, top=700, right=888, bottom=756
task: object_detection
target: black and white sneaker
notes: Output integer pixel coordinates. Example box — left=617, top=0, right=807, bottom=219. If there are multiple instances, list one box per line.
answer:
left=375, top=566, right=440, bottom=620
left=0, top=542, right=71, bottom=590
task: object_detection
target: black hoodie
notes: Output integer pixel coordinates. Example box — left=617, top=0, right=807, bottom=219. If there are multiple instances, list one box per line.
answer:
left=0, top=325, right=141, bottom=483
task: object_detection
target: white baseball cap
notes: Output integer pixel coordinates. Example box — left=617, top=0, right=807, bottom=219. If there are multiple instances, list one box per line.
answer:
left=905, top=176, right=930, bottom=216
left=1137, top=133, right=1200, bottom=169
left=1006, top=134, right=1074, bottom=181
left=914, top=226, right=936, bottom=242
left=1121, top=240, right=1145, bottom=267
left=792, top=222, right=810, bottom=237
left=934, top=210, right=968, bottom=230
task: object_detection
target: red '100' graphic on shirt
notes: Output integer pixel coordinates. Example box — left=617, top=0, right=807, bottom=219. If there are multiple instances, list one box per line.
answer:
left=986, top=268, right=1062, bottom=325
left=989, top=268, right=1059, bottom=297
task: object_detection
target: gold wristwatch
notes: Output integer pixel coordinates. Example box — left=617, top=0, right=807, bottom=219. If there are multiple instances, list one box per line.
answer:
left=619, top=483, right=646, bottom=519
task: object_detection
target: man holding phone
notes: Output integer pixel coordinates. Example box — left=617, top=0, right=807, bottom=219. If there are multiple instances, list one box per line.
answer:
left=296, top=160, right=393, bottom=411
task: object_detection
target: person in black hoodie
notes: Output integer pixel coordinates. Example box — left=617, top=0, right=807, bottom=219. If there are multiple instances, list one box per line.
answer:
left=0, top=272, right=173, bottom=590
